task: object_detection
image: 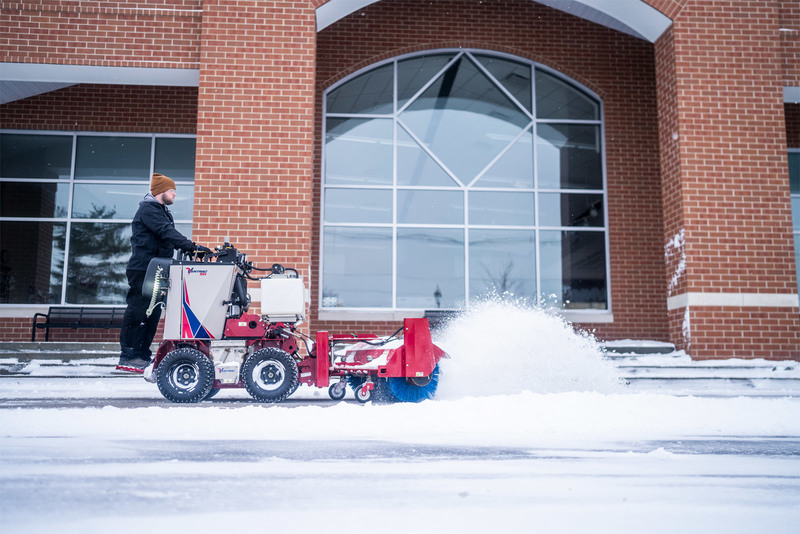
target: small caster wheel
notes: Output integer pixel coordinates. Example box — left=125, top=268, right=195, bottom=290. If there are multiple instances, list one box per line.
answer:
left=328, top=381, right=347, bottom=401
left=355, top=382, right=374, bottom=403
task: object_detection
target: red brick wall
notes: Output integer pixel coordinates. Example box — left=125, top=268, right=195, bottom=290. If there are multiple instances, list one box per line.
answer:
left=0, top=0, right=201, bottom=67
left=0, top=84, right=198, bottom=133
left=781, top=0, right=800, bottom=86
left=312, top=0, right=668, bottom=341
left=659, top=0, right=800, bottom=359
left=192, top=0, right=316, bottom=327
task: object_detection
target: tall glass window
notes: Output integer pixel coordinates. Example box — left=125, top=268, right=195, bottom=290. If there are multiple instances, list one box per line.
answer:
left=790, top=149, right=800, bottom=297
left=0, top=132, right=195, bottom=305
left=322, top=50, right=608, bottom=311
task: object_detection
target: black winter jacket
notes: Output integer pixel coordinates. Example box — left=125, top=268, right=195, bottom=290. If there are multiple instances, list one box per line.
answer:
left=127, top=194, right=195, bottom=271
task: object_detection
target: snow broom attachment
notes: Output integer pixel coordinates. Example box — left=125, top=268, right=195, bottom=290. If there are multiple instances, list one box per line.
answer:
left=309, top=318, right=446, bottom=403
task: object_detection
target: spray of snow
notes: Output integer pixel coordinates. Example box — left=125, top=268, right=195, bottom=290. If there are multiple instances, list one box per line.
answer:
left=432, top=299, right=623, bottom=399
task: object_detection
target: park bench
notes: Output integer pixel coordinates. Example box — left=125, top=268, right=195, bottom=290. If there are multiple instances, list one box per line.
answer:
left=31, top=306, right=124, bottom=341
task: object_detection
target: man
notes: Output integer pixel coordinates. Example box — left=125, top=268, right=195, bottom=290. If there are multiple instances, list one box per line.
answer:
left=117, top=173, right=211, bottom=372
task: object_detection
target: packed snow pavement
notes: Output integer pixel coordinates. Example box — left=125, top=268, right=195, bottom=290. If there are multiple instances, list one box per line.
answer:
left=1, top=300, right=799, bottom=533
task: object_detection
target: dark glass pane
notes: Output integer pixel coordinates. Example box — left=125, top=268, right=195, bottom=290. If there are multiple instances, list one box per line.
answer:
left=75, top=136, right=151, bottom=180
left=325, top=118, right=392, bottom=185
left=469, top=229, right=536, bottom=302
left=397, top=126, right=458, bottom=187
left=536, top=124, right=602, bottom=190
left=539, top=193, right=604, bottom=227
left=0, top=134, right=73, bottom=179
left=65, top=222, right=130, bottom=304
left=327, top=63, right=393, bottom=114
left=323, top=227, right=392, bottom=307
left=473, top=53, right=532, bottom=112
left=402, top=56, right=529, bottom=182
left=469, top=191, right=534, bottom=226
left=789, top=152, right=800, bottom=194
left=475, top=127, right=534, bottom=188
left=0, top=182, right=69, bottom=218
left=0, top=221, right=66, bottom=304
left=397, top=228, right=464, bottom=308
left=397, top=53, right=457, bottom=110
left=397, top=190, right=463, bottom=224
left=535, top=70, right=599, bottom=120
left=154, top=137, right=195, bottom=181
left=540, top=230, right=607, bottom=309
left=324, top=188, right=392, bottom=223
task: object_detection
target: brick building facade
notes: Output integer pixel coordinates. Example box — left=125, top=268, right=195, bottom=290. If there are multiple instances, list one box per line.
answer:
left=1, top=0, right=798, bottom=360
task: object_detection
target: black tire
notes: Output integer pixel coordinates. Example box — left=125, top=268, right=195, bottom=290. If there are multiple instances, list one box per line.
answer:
left=204, top=387, right=221, bottom=400
left=156, top=347, right=215, bottom=403
left=354, top=382, right=373, bottom=403
left=241, top=347, right=298, bottom=403
left=328, top=381, right=347, bottom=401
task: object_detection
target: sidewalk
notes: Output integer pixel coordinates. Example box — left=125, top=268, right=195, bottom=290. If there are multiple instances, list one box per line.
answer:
left=2, top=341, right=799, bottom=396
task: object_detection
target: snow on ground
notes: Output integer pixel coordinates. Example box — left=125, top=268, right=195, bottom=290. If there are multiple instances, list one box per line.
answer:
left=1, top=300, right=799, bottom=533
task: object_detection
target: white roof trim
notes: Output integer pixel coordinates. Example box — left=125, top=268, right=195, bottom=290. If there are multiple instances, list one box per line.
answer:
left=786, top=86, right=800, bottom=104
left=1, top=63, right=199, bottom=86
left=316, top=0, right=673, bottom=42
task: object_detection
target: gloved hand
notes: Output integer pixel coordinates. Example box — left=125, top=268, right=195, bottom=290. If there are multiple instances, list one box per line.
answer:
left=194, top=244, right=213, bottom=256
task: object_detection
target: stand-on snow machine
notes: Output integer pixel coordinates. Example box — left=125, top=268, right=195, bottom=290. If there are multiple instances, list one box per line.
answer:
left=142, top=243, right=447, bottom=404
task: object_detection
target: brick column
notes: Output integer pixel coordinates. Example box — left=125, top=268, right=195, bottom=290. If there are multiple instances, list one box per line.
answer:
left=194, top=1, right=316, bottom=323
left=655, top=0, right=800, bottom=359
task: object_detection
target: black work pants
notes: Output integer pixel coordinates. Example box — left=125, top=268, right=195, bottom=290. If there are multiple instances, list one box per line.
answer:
left=119, top=269, right=162, bottom=360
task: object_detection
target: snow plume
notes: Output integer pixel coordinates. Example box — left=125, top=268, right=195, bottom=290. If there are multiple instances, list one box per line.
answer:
left=665, top=228, right=685, bottom=295
left=432, top=299, right=623, bottom=399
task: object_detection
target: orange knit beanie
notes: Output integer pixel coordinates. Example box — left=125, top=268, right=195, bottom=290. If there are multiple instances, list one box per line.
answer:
left=150, top=173, right=176, bottom=196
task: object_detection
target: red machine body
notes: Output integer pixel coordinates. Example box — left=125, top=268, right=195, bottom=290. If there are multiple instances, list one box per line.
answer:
left=142, top=244, right=447, bottom=404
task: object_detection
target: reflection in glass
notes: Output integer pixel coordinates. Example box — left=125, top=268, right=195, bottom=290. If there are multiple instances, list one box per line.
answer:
left=325, top=188, right=392, bottom=224
left=1, top=182, right=69, bottom=218
left=397, top=126, right=458, bottom=187
left=66, top=222, right=131, bottom=304
left=475, top=128, right=534, bottom=188
left=397, top=190, right=463, bottom=224
left=535, top=70, right=599, bottom=120
left=793, top=198, right=800, bottom=233
left=540, top=230, right=607, bottom=309
left=398, top=54, right=457, bottom=110
left=154, top=138, right=196, bottom=181
left=469, top=191, right=534, bottom=226
left=397, top=228, right=464, bottom=308
left=327, top=63, right=394, bottom=114
left=536, top=124, right=602, bottom=190
left=473, top=54, right=532, bottom=112
left=71, top=184, right=194, bottom=220
left=326, top=118, right=393, bottom=185
left=790, top=152, right=800, bottom=194
left=402, top=56, right=530, bottom=183
left=0, top=221, right=65, bottom=304
left=0, top=134, right=73, bottom=179
left=539, top=193, right=604, bottom=227
left=75, top=136, right=151, bottom=180
left=323, top=227, right=392, bottom=307
left=469, top=229, right=535, bottom=302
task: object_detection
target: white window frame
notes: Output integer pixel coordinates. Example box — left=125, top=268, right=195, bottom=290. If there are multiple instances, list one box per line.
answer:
left=319, top=49, right=613, bottom=323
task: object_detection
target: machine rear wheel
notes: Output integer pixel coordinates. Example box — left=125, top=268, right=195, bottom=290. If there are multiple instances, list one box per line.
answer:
left=242, top=347, right=298, bottom=403
left=156, top=347, right=215, bottom=403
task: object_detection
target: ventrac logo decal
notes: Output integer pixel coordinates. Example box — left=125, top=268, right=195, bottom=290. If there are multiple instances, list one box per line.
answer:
left=186, top=268, right=208, bottom=276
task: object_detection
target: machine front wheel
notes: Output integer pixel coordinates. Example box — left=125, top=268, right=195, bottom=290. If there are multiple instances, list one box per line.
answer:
left=156, top=347, right=215, bottom=403
left=242, top=347, right=298, bottom=403
left=328, top=381, right=347, bottom=401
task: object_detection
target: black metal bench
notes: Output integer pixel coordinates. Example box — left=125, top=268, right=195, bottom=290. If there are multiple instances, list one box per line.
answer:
left=31, top=306, right=125, bottom=341
left=423, top=309, right=461, bottom=331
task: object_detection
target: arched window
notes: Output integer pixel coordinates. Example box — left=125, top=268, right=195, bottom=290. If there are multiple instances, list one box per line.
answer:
left=322, top=50, right=608, bottom=312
